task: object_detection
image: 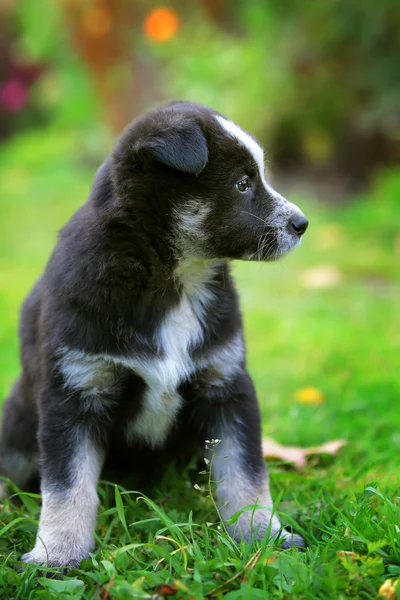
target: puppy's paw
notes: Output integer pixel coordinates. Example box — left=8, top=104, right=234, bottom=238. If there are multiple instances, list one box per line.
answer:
left=0, top=481, right=8, bottom=500
left=21, top=548, right=84, bottom=572
left=279, top=530, right=305, bottom=550
left=230, top=511, right=305, bottom=550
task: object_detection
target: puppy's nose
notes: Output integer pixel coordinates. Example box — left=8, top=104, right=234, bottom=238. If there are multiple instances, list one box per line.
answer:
left=291, top=215, right=309, bottom=236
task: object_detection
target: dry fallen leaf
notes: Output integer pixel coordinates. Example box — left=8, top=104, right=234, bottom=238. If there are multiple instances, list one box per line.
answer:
left=301, top=266, right=342, bottom=289
left=263, top=555, right=278, bottom=565
left=294, top=387, right=325, bottom=405
left=155, top=582, right=179, bottom=596
left=262, top=438, right=347, bottom=468
left=100, top=574, right=115, bottom=600
left=379, top=579, right=398, bottom=600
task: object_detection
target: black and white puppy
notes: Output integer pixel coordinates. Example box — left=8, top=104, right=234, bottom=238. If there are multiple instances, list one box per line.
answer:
left=0, top=101, right=308, bottom=568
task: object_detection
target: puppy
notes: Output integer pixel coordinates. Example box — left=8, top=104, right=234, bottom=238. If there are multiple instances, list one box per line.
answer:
left=0, top=101, right=308, bottom=568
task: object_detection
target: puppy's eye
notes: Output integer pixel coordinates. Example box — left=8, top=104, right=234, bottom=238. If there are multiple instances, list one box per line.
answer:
left=236, top=177, right=251, bottom=193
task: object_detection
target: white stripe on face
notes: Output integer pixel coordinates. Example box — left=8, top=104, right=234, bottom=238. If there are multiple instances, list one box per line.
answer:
left=215, top=115, right=307, bottom=257
left=215, top=115, right=284, bottom=201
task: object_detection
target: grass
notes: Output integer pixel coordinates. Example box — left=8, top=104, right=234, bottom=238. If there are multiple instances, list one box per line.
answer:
left=0, top=126, right=400, bottom=598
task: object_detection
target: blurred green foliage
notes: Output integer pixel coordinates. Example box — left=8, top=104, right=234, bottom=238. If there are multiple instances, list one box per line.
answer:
left=2, top=0, right=399, bottom=183
left=155, top=1, right=400, bottom=177
left=265, top=0, right=400, bottom=134
left=1, top=2, right=400, bottom=596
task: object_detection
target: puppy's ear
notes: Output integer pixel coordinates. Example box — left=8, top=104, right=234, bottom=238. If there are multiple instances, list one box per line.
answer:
left=139, top=120, right=208, bottom=176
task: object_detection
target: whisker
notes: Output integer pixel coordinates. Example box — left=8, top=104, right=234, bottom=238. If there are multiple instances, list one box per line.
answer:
left=240, top=210, right=268, bottom=225
left=259, top=236, right=276, bottom=260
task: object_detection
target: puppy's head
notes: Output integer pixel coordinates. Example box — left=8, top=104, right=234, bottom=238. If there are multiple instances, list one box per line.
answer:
left=112, top=102, right=308, bottom=262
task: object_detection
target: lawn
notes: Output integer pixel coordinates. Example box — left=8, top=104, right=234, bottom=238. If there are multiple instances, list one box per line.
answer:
left=0, top=127, right=399, bottom=599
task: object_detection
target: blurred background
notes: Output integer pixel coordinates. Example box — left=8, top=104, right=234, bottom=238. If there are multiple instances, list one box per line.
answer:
left=0, top=0, right=399, bottom=464
left=2, top=0, right=400, bottom=193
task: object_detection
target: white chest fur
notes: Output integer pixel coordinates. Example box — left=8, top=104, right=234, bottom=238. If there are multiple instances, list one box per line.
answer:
left=121, top=291, right=207, bottom=447
left=58, top=261, right=245, bottom=449
left=59, top=270, right=214, bottom=448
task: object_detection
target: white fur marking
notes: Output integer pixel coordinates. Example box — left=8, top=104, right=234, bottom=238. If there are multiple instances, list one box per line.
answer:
left=23, top=437, right=103, bottom=566
left=175, top=199, right=211, bottom=235
left=215, top=116, right=270, bottom=190
left=211, top=433, right=285, bottom=542
left=59, top=350, right=118, bottom=397
left=197, top=332, right=245, bottom=388
left=58, top=263, right=217, bottom=449
left=0, top=482, right=7, bottom=500
left=215, top=115, right=306, bottom=257
left=124, top=285, right=209, bottom=447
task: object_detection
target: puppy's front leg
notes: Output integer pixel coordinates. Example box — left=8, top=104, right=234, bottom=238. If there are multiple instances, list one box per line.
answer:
left=22, top=383, right=106, bottom=569
left=203, top=372, right=304, bottom=548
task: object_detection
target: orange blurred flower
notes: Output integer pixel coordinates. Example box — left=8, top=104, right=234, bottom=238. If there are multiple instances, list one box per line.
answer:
left=294, top=387, right=324, bottom=405
left=144, top=7, right=180, bottom=42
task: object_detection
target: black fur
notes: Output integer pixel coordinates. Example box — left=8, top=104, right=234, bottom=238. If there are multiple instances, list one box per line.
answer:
left=0, top=101, right=308, bottom=567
